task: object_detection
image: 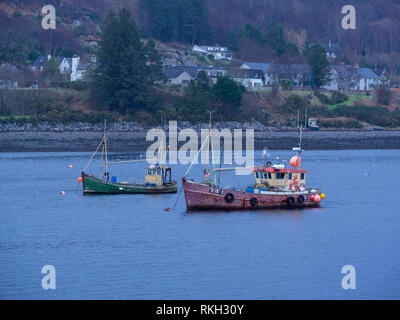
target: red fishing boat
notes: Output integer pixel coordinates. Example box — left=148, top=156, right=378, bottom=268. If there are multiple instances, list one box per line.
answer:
left=182, top=115, right=325, bottom=210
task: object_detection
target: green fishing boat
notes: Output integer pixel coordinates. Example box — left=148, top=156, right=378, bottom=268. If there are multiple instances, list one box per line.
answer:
left=80, top=124, right=178, bottom=195
left=82, top=170, right=178, bottom=194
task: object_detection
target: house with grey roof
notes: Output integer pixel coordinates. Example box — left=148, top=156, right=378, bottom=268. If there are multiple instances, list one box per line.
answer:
left=70, top=56, right=97, bottom=81
left=32, top=54, right=79, bottom=76
left=240, top=62, right=311, bottom=87
left=165, top=66, right=226, bottom=85
left=226, top=69, right=264, bottom=89
left=320, top=41, right=342, bottom=59
left=164, top=66, right=201, bottom=84
left=164, top=65, right=262, bottom=88
left=327, top=64, right=380, bottom=91
left=192, top=45, right=232, bottom=61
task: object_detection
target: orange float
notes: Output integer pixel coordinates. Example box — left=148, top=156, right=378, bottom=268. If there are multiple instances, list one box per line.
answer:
left=290, top=156, right=301, bottom=168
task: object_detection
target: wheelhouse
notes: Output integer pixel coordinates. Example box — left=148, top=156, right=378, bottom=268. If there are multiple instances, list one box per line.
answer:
left=253, top=165, right=307, bottom=189
left=145, top=165, right=173, bottom=186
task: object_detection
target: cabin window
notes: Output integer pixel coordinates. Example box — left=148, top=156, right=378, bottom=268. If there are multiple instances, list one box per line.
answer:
left=263, top=172, right=272, bottom=179
left=147, top=170, right=152, bottom=175
left=255, top=172, right=259, bottom=178
left=275, top=173, right=285, bottom=180
left=157, top=169, right=161, bottom=175
left=301, top=173, right=305, bottom=180
left=288, top=173, right=293, bottom=180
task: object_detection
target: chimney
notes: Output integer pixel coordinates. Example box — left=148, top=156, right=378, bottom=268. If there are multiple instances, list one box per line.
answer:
left=47, top=54, right=51, bottom=61
left=71, top=55, right=80, bottom=73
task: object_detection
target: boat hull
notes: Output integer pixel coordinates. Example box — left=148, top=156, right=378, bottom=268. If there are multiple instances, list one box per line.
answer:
left=82, top=172, right=178, bottom=194
left=182, top=178, right=321, bottom=210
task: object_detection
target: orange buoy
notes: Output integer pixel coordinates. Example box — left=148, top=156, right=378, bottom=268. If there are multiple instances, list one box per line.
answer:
left=290, top=156, right=301, bottom=168
left=68, top=165, right=73, bottom=169
left=313, top=195, right=321, bottom=204
left=78, top=177, right=83, bottom=183
left=310, top=195, right=315, bottom=200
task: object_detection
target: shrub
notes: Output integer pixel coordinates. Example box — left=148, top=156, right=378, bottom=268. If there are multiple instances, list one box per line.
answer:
left=331, top=91, right=348, bottom=104
left=376, top=86, right=391, bottom=105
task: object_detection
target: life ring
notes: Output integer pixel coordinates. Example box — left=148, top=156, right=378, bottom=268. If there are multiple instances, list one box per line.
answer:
left=289, top=183, right=297, bottom=192
left=287, top=196, right=295, bottom=206
left=298, top=195, right=305, bottom=204
left=298, top=183, right=306, bottom=191
left=250, top=197, right=258, bottom=207
left=225, top=193, right=235, bottom=203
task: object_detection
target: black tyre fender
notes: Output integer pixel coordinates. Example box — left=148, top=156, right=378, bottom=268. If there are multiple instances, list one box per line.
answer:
left=250, top=197, right=259, bottom=207
left=225, top=193, right=235, bottom=203
left=287, top=196, right=295, bottom=206
left=298, top=195, right=305, bottom=204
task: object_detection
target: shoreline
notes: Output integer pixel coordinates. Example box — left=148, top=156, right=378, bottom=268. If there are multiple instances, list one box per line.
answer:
left=1, top=130, right=400, bottom=152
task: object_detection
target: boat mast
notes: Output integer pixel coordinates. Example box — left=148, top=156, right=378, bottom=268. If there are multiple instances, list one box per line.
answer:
left=104, top=120, right=108, bottom=175
left=207, top=110, right=217, bottom=186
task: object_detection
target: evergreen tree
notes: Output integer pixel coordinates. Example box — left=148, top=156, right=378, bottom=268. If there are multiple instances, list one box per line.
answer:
left=264, top=21, right=286, bottom=56
left=144, top=39, right=165, bottom=83
left=139, top=0, right=211, bottom=44
left=213, top=75, right=244, bottom=112
left=43, top=58, right=62, bottom=81
left=305, top=44, right=331, bottom=88
left=92, top=9, right=149, bottom=113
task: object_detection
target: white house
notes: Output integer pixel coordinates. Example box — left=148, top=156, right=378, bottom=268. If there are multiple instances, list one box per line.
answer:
left=240, top=62, right=271, bottom=85
left=32, top=55, right=78, bottom=75
left=326, top=65, right=380, bottom=91
left=192, top=45, right=232, bottom=61
left=240, top=62, right=312, bottom=87
left=164, top=66, right=198, bottom=84
left=226, top=69, right=264, bottom=89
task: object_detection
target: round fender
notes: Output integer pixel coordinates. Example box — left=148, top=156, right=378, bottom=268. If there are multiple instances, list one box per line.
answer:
left=224, top=193, right=235, bottom=203
left=298, top=195, right=305, bottom=204
left=250, top=197, right=259, bottom=207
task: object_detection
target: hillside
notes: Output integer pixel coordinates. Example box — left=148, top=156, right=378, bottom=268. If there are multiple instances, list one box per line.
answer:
left=1, top=0, right=400, bottom=129
left=1, top=0, right=400, bottom=74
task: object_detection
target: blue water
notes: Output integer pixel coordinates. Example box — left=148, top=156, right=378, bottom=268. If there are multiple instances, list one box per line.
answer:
left=0, top=150, right=399, bottom=300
